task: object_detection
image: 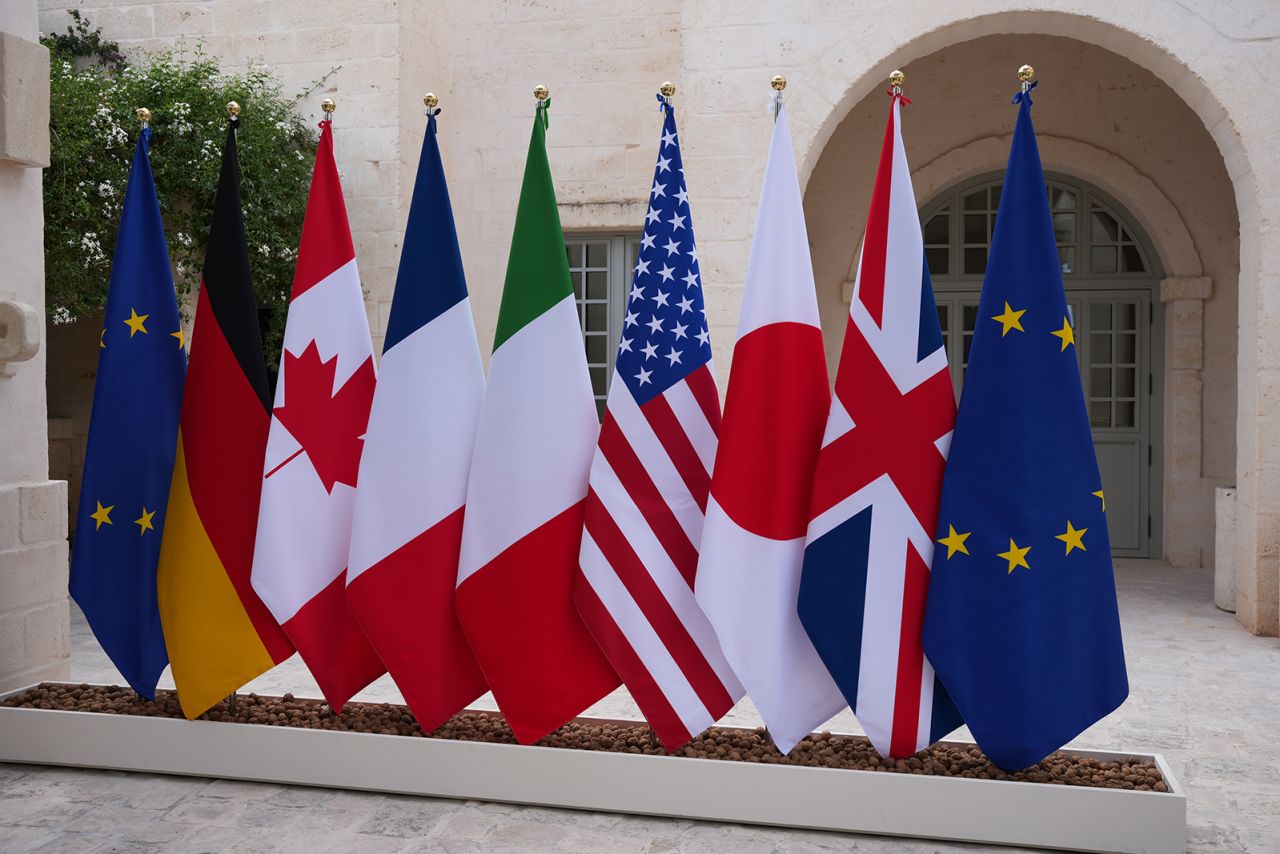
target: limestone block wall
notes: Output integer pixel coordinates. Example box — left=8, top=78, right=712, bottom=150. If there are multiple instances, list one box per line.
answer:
left=1, top=0, right=69, bottom=692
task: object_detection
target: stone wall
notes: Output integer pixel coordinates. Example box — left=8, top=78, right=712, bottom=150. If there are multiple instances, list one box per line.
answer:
left=1, top=0, right=69, bottom=692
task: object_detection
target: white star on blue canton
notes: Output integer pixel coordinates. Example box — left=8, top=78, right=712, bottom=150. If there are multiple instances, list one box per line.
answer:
left=611, top=105, right=712, bottom=407
left=687, top=245, right=699, bottom=264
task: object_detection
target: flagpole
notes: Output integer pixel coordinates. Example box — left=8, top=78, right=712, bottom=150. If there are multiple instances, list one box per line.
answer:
left=770, top=74, right=786, bottom=122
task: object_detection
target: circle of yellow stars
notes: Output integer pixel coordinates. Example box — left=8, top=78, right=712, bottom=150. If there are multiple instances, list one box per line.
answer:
left=88, top=302, right=181, bottom=540
left=937, top=490, right=1105, bottom=574
left=933, top=301, right=1094, bottom=573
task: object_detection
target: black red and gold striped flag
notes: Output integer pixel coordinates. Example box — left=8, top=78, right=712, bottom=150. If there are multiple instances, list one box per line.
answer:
left=157, top=115, right=294, bottom=718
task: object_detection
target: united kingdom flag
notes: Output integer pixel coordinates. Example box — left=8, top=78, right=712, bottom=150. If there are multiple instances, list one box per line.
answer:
left=798, top=92, right=964, bottom=759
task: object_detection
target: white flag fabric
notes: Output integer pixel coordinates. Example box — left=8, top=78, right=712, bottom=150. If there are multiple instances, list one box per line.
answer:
left=695, top=103, right=846, bottom=754
left=250, top=119, right=385, bottom=711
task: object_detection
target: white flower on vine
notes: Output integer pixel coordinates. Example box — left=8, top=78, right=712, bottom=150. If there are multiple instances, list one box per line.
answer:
left=176, top=231, right=193, bottom=248
left=259, top=244, right=271, bottom=257
left=79, top=232, right=105, bottom=264
left=51, top=306, right=75, bottom=325
left=97, top=182, right=115, bottom=199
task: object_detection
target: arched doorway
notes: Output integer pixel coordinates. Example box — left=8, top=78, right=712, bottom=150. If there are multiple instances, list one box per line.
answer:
left=920, top=173, right=1163, bottom=557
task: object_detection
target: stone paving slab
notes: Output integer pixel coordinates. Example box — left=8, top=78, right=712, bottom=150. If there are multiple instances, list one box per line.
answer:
left=2, top=562, right=1278, bottom=852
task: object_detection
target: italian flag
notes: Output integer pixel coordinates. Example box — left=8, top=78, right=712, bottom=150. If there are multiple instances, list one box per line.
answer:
left=456, top=103, right=619, bottom=744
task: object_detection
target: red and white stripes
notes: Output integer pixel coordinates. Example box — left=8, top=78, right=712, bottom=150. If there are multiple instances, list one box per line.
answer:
left=576, top=366, right=742, bottom=749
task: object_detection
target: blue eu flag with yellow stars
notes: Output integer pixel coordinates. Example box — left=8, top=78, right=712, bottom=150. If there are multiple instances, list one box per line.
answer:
left=69, top=126, right=185, bottom=698
left=921, top=83, right=1128, bottom=770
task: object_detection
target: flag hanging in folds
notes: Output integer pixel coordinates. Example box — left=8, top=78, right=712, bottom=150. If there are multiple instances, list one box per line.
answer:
left=158, top=118, right=294, bottom=719
left=456, top=100, right=620, bottom=745
left=799, top=92, right=963, bottom=759
left=70, top=125, right=185, bottom=698
left=346, top=109, right=489, bottom=734
left=250, top=117, right=385, bottom=712
left=922, top=83, right=1128, bottom=770
left=573, top=97, right=742, bottom=751
left=694, top=101, right=844, bottom=755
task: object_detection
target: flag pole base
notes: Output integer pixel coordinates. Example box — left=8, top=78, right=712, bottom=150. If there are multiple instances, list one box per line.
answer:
left=0, top=683, right=1185, bottom=854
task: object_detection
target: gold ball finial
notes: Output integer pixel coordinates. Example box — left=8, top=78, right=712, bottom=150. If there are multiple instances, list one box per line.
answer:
left=226, top=101, right=241, bottom=117
left=423, top=92, right=439, bottom=109
left=533, top=85, right=549, bottom=101
left=1018, top=64, right=1036, bottom=83
left=771, top=75, right=787, bottom=91
left=136, top=107, right=152, bottom=124
left=320, top=98, right=336, bottom=115
left=659, top=81, right=676, bottom=98
left=889, top=69, right=905, bottom=87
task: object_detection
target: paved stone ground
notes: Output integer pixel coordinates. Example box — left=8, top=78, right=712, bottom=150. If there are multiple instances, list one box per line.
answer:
left=1, top=561, right=1278, bottom=852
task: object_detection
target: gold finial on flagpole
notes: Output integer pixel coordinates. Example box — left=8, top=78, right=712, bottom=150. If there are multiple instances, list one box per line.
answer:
left=136, top=107, right=152, bottom=127
left=771, top=75, right=787, bottom=91
left=226, top=101, right=241, bottom=117
left=533, top=85, right=549, bottom=102
left=1017, top=64, right=1035, bottom=95
left=659, top=81, right=676, bottom=98
left=424, top=92, right=439, bottom=110
left=320, top=98, right=336, bottom=117
left=889, top=69, right=905, bottom=88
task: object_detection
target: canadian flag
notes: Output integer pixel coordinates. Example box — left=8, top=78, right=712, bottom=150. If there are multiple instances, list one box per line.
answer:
left=250, top=118, right=385, bottom=710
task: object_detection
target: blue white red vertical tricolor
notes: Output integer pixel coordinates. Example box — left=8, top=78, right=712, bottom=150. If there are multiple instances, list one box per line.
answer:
left=574, top=98, right=742, bottom=750
left=799, top=93, right=963, bottom=758
left=346, top=111, right=489, bottom=733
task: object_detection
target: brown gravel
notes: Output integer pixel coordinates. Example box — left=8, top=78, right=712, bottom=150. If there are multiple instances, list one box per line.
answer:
left=2, top=683, right=1167, bottom=792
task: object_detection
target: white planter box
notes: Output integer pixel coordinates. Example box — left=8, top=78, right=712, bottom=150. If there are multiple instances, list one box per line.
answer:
left=0, top=684, right=1185, bottom=853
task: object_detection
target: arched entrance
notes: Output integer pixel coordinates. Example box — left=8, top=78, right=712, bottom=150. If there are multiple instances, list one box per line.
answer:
left=800, top=31, right=1242, bottom=579
left=920, top=173, right=1164, bottom=557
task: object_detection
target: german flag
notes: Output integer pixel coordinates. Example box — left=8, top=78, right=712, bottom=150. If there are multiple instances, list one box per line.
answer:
left=157, top=116, right=294, bottom=718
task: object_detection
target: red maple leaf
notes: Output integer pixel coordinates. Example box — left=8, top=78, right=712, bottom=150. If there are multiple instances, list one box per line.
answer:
left=272, top=340, right=375, bottom=493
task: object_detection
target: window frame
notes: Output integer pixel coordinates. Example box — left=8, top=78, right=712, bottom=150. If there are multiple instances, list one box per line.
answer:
left=563, top=232, right=642, bottom=416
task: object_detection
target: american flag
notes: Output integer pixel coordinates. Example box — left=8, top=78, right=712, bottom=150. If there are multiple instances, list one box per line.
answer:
left=573, top=99, right=743, bottom=750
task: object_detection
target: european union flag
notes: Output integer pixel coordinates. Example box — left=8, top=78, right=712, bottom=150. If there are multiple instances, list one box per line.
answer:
left=921, top=84, right=1128, bottom=770
left=69, top=126, right=185, bottom=697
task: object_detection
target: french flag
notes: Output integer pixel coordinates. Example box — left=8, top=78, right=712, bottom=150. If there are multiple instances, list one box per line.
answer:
left=346, top=108, right=489, bottom=733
